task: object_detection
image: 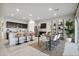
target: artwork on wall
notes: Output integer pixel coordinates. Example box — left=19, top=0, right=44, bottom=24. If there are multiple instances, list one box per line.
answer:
left=40, top=23, right=46, bottom=29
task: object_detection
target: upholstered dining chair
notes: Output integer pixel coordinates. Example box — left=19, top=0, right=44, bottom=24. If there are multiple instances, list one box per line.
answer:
left=46, top=34, right=61, bottom=50
left=40, top=34, right=48, bottom=47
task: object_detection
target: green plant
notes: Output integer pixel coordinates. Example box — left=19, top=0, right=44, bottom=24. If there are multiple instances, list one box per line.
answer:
left=65, top=19, right=74, bottom=38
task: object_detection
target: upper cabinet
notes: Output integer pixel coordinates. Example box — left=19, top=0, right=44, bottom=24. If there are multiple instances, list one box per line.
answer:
left=6, top=22, right=28, bottom=29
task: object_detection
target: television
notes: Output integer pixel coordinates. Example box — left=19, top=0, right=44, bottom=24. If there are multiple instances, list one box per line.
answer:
left=40, top=23, right=46, bottom=28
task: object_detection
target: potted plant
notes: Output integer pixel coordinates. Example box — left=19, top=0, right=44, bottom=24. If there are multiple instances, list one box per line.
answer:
left=65, top=19, right=74, bottom=42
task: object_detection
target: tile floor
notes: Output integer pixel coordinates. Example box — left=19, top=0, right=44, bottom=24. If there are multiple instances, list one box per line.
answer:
left=0, top=38, right=79, bottom=56
left=0, top=38, right=48, bottom=56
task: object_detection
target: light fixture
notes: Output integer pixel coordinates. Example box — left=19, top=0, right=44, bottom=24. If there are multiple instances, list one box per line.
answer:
left=16, top=8, right=20, bottom=12
left=29, top=14, right=32, bottom=17
left=48, top=8, right=52, bottom=11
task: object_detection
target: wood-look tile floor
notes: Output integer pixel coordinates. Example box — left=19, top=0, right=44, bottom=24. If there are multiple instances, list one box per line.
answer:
left=29, top=40, right=65, bottom=56
left=0, top=39, right=48, bottom=56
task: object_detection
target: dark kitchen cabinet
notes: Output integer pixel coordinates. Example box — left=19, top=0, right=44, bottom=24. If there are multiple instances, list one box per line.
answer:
left=6, top=22, right=28, bottom=28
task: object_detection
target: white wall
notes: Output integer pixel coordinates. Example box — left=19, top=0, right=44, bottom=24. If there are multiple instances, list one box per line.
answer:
left=37, top=14, right=74, bottom=37
left=0, top=17, right=28, bottom=40
left=5, top=18, right=28, bottom=24
left=0, top=17, right=6, bottom=40
left=77, top=17, right=79, bottom=43
left=0, top=14, right=75, bottom=40
left=28, top=20, right=35, bottom=32
left=0, top=17, right=3, bottom=40
left=75, top=5, right=79, bottom=44
left=37, top=20, right=51, bottom=33
left=77, top=7, right=79, bottom=43
left=75, top=18, right=77, bottom=43
left=76, top=16, right=79, bottom=44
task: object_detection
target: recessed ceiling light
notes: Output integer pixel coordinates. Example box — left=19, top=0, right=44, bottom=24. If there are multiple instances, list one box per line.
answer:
left=48, top=8, right=52, bottom=11
left=16, top=8, right=20, bottom=12
left=22, top=17, right=26, bottom=19
left=11, top=14, right=14, bottom=16
left=54, top=13, right=56, bottom=16
left=29, top=14, right=32, bottom=17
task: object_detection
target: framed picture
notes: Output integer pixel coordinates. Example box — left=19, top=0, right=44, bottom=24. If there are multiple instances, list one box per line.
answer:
left=40, top=23, right=46, bottom=29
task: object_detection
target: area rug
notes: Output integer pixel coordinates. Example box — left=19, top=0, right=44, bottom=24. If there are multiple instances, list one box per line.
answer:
left=29, top=40, right=65, bottom=56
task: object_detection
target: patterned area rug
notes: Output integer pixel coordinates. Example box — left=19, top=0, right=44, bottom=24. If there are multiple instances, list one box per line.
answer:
left=29, top=40, right=65, bottom=56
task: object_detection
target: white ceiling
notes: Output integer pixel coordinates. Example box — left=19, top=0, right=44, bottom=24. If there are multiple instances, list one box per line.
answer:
left=0, top=3, right=78, bottom=21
